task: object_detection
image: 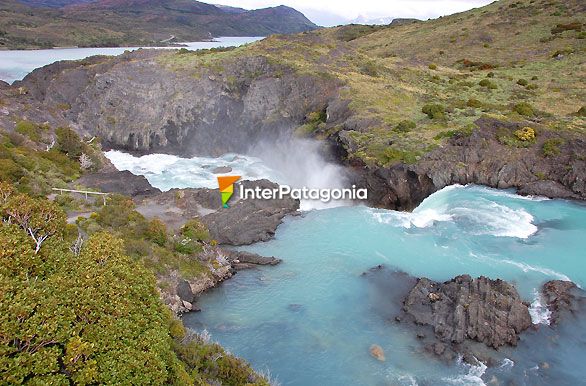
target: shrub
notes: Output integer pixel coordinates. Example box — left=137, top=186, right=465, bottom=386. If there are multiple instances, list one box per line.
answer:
left=531, top=76, right=538, bottom=80
left=0, top=158, right=24, bottom=182
left=181, top=219, right=210, bottom=242
left=173, top=237, right=202, bottom=255
left=551, top=22, right=582, bottom=34
left=428, top=63, right=437, bottom=70
left=466, top=98, right=483, bottom=108
left=513, top=102, right=535, bottom=116
left=5, top=131, right=25, bottom=146
left=478, top=79, right=497, bottom=89
left=360, top=60, right=380, bottom=77
left=526, top=84, right=538, bottom=90
left=486, top=72, right=495, bottom=78
left=56, top=127, right=83, bottom=159
left=395, top=120, right=416, bottom=132
left=517, top=79, right=528, bottom=86
left=146, top=218, right=168, bottom=246
left=577, top=106, right=586, bottom=117
left=15, top=120, right=43, bottom=141
left=514, top=127, right=536, bottom=141
left=458, top=59, right=495, bottom=71
left=422, top=103, right=446, bottom=119
left=434, top=126, right=473, bottom=140
left=542, top=138, right=563, bottom=157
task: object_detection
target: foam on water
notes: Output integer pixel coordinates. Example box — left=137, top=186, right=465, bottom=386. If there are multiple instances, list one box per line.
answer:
left=442, top=356, right=487, bottom=386
left=105, top=144, right=352, bottom=210
left=370, top=185, right=537, bottom=238
left=528, top=289, right=552, bottom=325
left=105, top=150, right=281, bottom=191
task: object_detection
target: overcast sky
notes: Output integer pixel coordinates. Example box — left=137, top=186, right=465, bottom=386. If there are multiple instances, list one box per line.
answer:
left=217, top=0, right=496, bottom=26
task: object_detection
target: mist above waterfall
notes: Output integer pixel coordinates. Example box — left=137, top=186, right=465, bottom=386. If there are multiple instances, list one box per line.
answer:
left=248, top=135, right=351, bottom=210
left=105, top=132, right=353, bottom=210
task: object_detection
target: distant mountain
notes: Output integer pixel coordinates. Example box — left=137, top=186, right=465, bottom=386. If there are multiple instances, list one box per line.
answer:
left=15, top=0, right=94, bottom=7
left=0, top=0, right=318, bottom=49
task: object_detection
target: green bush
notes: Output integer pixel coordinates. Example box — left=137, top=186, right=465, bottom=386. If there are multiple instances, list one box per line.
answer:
left=395, top=120, right=417, bottom=132
left=15, top=120, right=43, bottom=141
left=1, top=186, right=268, bottom=385
left=514, top=127, right=536, bottom=141
left=478, top=79, right=497, bottom=89
left=466, top=98, right=483, bottom=108
left=422, top=103, right=446, bottom=119
left=434, top=126, right=473, bottom=140
left=513, top=102, right=535, bottom=116
left=146, top=218, right=168, bottom=246
left=181, top=219, right=210, bottom=242
left=56, top=127, right=83, bottom=159
left=486, top=72, right=495, bottom=78
left=542, top=138, right=563, bottom=157
left=577, top=106, right=586, bottom=117
left=517, top=78, right=528, bottom=86
left=428, top=63, right=437, bottom=70
left=173, top=237, right=202, bottom=255
left=0, top=158, right=24, bottom=182
left=526, top=84, right=539, bottom=90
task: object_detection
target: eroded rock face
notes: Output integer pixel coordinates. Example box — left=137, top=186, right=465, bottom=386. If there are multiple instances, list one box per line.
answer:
left=17, top=51, right=341, bottom=156
left=403, top=275, right=532, bottom=350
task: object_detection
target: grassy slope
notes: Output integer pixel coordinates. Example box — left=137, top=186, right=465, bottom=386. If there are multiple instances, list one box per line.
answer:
left=158, top=0, right=585, bottom=167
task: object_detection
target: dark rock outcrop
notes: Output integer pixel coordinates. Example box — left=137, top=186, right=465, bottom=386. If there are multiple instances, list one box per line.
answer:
left=542, top=280, right=584, bottom=325
left=202, top=179, right=300, bottom=245
left=403, top=275, right=532, bottom=349
left=223, top=250, right=282, bottom=270
left=351, top=164, right=437, bottom=211
left=77, top=170, right=161, bottom=197
left=176, top=279, right=195, bottom=304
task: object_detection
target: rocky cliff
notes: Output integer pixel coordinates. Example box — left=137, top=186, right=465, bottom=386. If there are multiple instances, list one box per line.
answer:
left=15, top=50, right=341, bottom=156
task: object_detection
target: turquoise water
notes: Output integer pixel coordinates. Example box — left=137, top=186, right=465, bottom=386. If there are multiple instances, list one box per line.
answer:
left=184, top=185, right=586, bottom=385
left=0, top=37, right=262, bottom=83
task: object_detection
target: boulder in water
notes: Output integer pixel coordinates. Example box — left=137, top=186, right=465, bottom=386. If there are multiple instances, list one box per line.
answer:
left=542, top=280, right=584, bottom=325
left=369, top=344, right=385, bottom=361
left=212, top=166, right=232, bottom=174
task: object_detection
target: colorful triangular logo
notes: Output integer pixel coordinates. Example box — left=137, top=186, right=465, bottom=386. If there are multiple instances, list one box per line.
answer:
left=217, top=176, right=240, bottom=208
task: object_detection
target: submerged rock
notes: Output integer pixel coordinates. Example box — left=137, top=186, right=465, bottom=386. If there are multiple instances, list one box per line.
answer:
left=369, top=344, right=385, bottom=361
left=211, top=166, right=232, bottom=174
